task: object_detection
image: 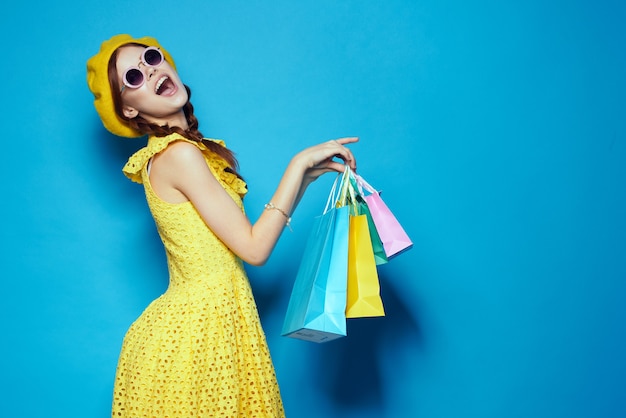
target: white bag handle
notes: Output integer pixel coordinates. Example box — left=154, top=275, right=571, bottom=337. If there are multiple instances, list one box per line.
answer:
left=355, top=173, right=378, bottom=196
left=323, top=166, right=351, bottom=214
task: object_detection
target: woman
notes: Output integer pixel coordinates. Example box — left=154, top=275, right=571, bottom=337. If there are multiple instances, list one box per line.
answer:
left=87, top=34, right=357, bottom=417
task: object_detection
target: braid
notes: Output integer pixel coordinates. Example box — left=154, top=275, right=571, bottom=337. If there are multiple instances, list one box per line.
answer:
left=125, top=86, right=240, bottom=174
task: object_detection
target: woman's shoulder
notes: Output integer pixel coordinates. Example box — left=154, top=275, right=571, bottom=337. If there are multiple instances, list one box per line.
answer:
left=123, top=133, right=201, bottom=183
left=155, top=139, right=206, bottom=167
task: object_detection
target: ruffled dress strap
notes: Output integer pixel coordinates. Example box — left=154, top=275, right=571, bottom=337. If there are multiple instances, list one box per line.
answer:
left=122, top=133, right=247, bottom=198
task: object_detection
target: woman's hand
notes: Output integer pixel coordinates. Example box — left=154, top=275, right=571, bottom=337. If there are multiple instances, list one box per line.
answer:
left=293, top=137, right=359, bottom=185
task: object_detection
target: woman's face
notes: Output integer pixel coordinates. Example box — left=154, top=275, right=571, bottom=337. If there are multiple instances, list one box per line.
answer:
left=115, top=45, right=189, bottom=128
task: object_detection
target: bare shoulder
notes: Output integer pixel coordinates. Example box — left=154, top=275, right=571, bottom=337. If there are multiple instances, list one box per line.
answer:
left=151, top=140, right=221, bottom=194
left=159, top=140, right=204, bottom=165
left=150, top=140, right=207, bottom=175
left=148, top=140, right=218, bottom=202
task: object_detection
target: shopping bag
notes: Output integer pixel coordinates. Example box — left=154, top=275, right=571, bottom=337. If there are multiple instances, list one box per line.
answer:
left=282, top=172, right=350, bottom=343
left=339, top=170, right=387, bottom=265
left=344, top=171, right=385, bottom=318
left=356, top=174, right=413, bottom=258
left=358, top=197, right=388, bottom=265
left=348, top=174, right=388, bottom=265
left=346, top=212, right=386, bottom=318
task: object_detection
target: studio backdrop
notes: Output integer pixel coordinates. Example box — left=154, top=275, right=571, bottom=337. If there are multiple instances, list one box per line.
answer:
left=1, top=1, right=625, bottom=417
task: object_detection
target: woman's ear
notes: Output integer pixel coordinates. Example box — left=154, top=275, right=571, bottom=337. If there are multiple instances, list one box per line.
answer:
left=122, top=105, right=139, bottom=119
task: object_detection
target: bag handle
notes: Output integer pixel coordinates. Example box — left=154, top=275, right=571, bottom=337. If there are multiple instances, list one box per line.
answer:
left=336, top=167, right=363, bottom=216
left=354, top=173, right=378, bottom=196
left=338, top=166, right=361, bottom=207
left=323, top=166, right=350, bottom=214
left=346, top=172, right=360, bottom=215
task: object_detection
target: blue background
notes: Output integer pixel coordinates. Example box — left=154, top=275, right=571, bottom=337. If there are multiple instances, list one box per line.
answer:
left=2, top=1, right=625, bottom=417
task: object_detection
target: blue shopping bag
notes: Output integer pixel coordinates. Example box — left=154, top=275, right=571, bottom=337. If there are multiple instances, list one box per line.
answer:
left=282, top=171, right=350, bottom=343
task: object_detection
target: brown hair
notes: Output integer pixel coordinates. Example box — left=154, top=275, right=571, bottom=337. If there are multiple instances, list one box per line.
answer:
left=108, top=47, right=240, bottom=175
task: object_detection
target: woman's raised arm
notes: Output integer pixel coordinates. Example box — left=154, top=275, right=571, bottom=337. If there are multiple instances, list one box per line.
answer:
left=150, top=137, right=358, bottom=266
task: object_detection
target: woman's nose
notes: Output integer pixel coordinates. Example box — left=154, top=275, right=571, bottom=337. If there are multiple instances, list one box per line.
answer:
left=145, top=66, right=157, bottom=80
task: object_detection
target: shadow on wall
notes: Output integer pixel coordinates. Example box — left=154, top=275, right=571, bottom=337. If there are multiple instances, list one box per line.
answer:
left=316, top=274, right=422, bottom=409
left=92, top=122, right=170, bottom=292
left=251, top=265, right=421, bottom=414
left=91, top=119, right=147, bottom=204
left=92, top=120, right=145, bottom=177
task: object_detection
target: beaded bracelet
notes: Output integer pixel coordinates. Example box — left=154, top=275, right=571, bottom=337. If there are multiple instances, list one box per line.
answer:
left=264, top=202, right=292, bottom=231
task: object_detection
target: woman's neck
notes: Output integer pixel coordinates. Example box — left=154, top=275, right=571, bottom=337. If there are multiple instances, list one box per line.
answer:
left=142, top=109, right=189, bottom=131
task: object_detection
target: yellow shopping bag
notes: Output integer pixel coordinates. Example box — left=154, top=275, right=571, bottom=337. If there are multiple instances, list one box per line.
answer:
left=345, top=213, right=385, bottom=318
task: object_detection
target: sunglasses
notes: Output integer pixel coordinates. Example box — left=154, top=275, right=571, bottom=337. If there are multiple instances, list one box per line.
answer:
left=120, top=47, right=164, bottom=93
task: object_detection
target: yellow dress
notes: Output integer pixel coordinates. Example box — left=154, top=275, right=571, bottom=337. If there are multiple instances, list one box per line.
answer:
left=112, top=133, right=285, bottom=417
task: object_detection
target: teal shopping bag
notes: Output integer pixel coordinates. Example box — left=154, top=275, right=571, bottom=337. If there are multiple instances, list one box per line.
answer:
left=282, top=171, right=350, bottom=343
left=354, top=194, right=388, bottom=265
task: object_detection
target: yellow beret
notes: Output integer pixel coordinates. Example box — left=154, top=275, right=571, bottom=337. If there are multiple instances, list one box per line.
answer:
left=86, top=34, right=176, bottom=138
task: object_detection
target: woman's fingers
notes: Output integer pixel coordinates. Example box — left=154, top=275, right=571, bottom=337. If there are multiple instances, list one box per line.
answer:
left=299, top=136, right=358, bottom=180
left=333, top=136, right=359, bottom=145
left=329, top=137, right=358, bottom=170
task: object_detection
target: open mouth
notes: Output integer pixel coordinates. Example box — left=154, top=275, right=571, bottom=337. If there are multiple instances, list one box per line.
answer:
left=155, top=76, right=176, bottom=95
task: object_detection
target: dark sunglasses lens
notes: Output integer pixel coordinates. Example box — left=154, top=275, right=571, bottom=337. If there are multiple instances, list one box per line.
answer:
left=125, top=68, right=144, bottom=87
left=144, top=48, right=163, bottom=66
